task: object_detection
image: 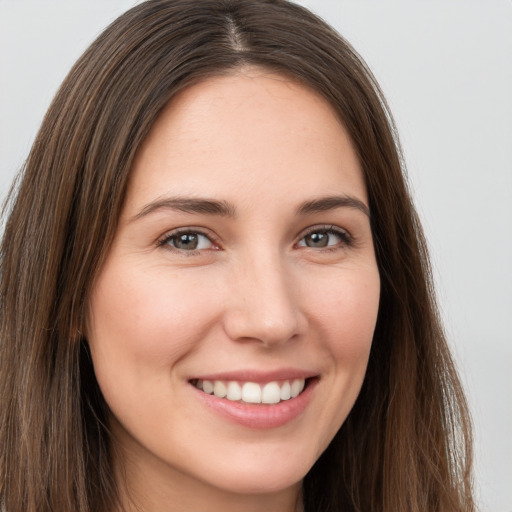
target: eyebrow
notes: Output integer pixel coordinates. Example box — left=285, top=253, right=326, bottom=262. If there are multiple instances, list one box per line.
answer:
left=130, top=197, right=236, bottom=222
left=296, top=195, right=370, bottom=218
left=130, top=193, right=370, bottom=223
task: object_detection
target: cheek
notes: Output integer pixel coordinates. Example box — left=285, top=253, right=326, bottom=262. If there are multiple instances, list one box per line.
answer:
left=89, top=263, right=210, bottom=352
left=310, top=268, right=379, bottom=404
left=86, top=261, right=223, bottom=405
left=310, top=267, right=380, bottom=356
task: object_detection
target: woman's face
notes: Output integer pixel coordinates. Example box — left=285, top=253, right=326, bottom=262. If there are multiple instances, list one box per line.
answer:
left=87, top=70, right=380, bottom=500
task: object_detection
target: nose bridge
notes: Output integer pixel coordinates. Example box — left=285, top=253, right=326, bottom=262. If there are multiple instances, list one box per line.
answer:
left=224, top=246, right=301, bottom=346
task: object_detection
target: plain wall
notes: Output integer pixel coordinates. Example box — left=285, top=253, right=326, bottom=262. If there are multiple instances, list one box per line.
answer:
left=1, top=1, right=511, bottom=511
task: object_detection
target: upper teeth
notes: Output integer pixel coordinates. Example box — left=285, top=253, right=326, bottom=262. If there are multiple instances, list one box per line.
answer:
left=195, top=379, right=306, bottom=404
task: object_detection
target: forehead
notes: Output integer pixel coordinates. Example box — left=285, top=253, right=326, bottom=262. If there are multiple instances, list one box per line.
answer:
left=125, top=69, right=367, bottom=214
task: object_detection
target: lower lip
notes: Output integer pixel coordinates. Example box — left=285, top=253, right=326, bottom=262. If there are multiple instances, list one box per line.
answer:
left=191, top=379, right=318, bottom=429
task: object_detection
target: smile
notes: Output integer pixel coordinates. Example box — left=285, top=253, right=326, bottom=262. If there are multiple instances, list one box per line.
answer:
left=193, top=378, right=306, bottom=404
left=190, top=375, right=318, bottom=429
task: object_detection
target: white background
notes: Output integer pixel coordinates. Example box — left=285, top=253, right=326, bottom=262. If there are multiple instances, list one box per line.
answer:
left=1, top=1, right=511, bottom=511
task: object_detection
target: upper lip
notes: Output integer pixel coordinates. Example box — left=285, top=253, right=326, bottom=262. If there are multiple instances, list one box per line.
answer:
left=189, top=368, right=319, bottom=383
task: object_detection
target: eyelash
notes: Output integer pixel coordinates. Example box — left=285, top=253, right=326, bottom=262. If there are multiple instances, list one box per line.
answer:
left=297, top=225, right=353, bottom=251
left=156, top=225, right=353, bottom=255
left=157, top=228, right=219, bottom=255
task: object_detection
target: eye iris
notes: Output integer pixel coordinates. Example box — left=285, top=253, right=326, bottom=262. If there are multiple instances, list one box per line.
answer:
left=306, top=232, right=329, bottom=248
left=173, top=233, right=198, bottom=250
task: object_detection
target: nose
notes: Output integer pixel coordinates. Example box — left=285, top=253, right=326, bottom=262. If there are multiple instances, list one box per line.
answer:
left=222, top=252, right=304, bottom=347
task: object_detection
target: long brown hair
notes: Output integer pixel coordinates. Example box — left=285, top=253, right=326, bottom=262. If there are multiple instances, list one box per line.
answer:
left=0, top=1, right=474, bottom=511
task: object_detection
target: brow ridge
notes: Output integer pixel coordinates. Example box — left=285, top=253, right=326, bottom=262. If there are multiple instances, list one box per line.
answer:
left=131, top=196, right=236, bottom=222
left=131, top=193, right=369, bottom=223
left=296, top=195, right=370, bottom=217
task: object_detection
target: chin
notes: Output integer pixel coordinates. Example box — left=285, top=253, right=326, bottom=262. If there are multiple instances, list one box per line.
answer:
left=193, top=450, right=314, bottom=495
left=207, top=468, right=305, bottom=496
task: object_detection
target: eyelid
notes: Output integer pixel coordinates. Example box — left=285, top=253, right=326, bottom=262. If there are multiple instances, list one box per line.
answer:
left=156, top=227, right=221, bottom=252
left=155, top=223, right=354, bottom=255
left=295, top=224, right=353, bottom=248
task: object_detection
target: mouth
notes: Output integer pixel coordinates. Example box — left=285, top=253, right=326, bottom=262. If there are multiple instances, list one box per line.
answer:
left=189, top=377, right=315, bottom=405
left=189, top=373, right=319, bottom=428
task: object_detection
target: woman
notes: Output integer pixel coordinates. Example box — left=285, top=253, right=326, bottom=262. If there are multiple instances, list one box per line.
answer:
left=0, top=1, right=475, bottom=511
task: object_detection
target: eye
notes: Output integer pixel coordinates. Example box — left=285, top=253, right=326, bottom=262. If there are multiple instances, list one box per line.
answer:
left=297, top=227, right=351, bottom=249
left=159, top=230, right=215, bottom=251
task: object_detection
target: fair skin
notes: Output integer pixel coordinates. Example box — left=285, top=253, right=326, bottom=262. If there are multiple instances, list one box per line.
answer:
left=87, top=69, right=380, bottom=512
